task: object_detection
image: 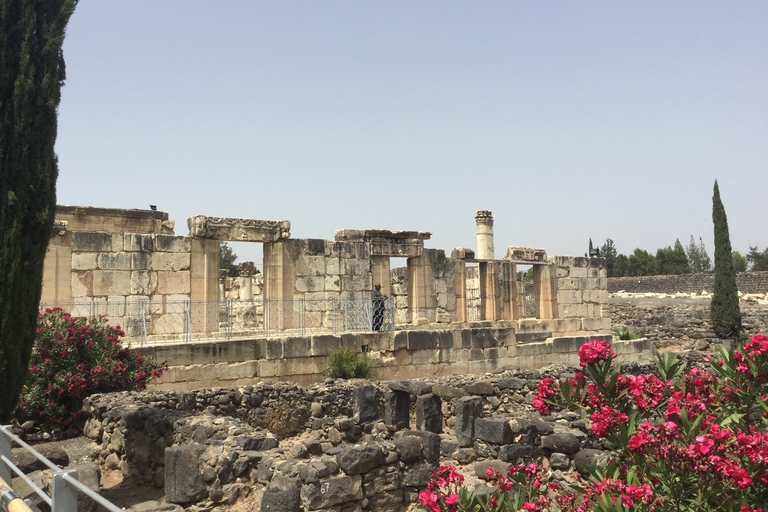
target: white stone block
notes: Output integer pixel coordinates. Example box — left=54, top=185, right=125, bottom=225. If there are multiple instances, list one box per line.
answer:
left=157, top=271, right=191, bottom=295
left=344, top=259, right=371, bottom=276
left=297, top=255, right=325, bottom=276
left=325, top=275, right=340, bottom=291
left=131, top=271, right=157, bottom=296
left=151, top=253, right=190, bottom=271
left=98, top=252, right=132, bottom=270
left=111, top=233, right=124, bottom=252
left=296, top=276, right=324, bottom=292
left=325, top=257, right=341, bottom=275
left=557, top=290, right=581, bottom=304
left=92, top=270, right=131, bottom=296
left=569, top=267, right=588, bottom=278
left=72, top=253, right=98, bottom=271
left=155, top=235, right=192, bottom=253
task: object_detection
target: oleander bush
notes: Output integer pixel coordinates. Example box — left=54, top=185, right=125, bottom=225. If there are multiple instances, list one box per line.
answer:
left=419, top=336, right=768, bottom=512
left=16, top=308, right=167, bottom=431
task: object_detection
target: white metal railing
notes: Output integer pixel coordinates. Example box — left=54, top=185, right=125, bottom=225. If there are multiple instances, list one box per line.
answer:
left=0, top=426, right=121, bottom=512
left=39, top=297, right=396, bottom=345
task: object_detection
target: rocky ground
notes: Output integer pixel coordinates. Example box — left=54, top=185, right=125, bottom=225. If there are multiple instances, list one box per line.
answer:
left=14, top=295, right=768, bottom=512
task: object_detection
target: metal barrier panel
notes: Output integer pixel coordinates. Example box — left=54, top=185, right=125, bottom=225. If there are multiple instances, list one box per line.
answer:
left=41, top=297, right=395, bottom=343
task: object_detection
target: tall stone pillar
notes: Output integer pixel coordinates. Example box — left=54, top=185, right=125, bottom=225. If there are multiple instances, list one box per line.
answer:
left=371, top=256, right=391, bottom=296
left=534, top=264, right=558, bottom=320
left=238, top=261, right=255, bottom=301
left=264, top=241, right=297, bottom=330
left=190, top=239, right=221, bottom=333
left=479, top=261, right=500, bottom=321
left=407, top=255, right=435, bottom=325
left=219, top=269, right=229, bottom=301
left=453, top=260, right=467, bottom=323
left=475, top=210, right=495, bottom=261
left=500, top=260, right=516, bottom=320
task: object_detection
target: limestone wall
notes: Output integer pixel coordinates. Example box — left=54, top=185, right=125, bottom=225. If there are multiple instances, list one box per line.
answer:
left=143, top=326, right=643, bottom=391
left=41, top=207, right=611, bottom=343
left=608, top=271, right=768, bottom=295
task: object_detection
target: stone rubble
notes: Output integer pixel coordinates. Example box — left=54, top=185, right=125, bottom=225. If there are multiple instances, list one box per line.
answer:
left=80, top=368, right=616, bottom=512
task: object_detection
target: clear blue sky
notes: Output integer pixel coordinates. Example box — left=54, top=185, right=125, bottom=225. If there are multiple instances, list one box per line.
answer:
left=55, top=1, right=768, bottom=266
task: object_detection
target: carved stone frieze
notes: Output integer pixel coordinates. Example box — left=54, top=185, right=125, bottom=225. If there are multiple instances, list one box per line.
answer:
left=505, top=246, right=548, bottom=263
left=51, top=220, right=68, bottom=236
left=187, top=216, right=290, bottom=242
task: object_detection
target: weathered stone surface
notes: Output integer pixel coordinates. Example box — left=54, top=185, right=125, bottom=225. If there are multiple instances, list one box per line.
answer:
left=574, top=449, right=611, bottom=476
left=237, top=436, right=279, bottom=452
left=416, top=394, right=442, bottom=434
left=465, top=380, right=495, bottom=395
left=475, top=417, right=513, bottom=445
left=550, top=452, right=571, bottom=470
left=498, top=443, right=534, bottom=462
left=475, top=460, right=509, bottom=480
left=336, top=445, right=386, bottom=475
left=385, top=390, right=410, bottom=430
left=300, top=474, right=363, bottom=509
left=541, top=433, right=581, bottom=454
left=455, top=396, right=483, bottom=447
left=261, top=476, right=301, bottom=512
left=400, top=430, right=440, bottom=464
left=353, top=385, right=378, bottom=424
left=393, top=437, right=422, bottom=464
left=165, top=445, right=207, bottom=504
left=188, top=216, right=290, bottom=242
left=402, top=462, right=436, bottom=488
left=13, top=445, right=68, bottom=473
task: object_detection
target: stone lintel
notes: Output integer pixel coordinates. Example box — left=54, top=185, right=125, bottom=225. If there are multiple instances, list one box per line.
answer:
left=187, top=216, right=290, bottom=242
left=451, top=247, right=475, bottom=260
left=370, top=239, right=423, bottom=258
left=505, top=246, right=547, bottom=262
left=335, top=229, right=431, bottom=242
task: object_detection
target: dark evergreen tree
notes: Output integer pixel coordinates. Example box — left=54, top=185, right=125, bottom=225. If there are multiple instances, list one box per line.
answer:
left=732, top=251, right=748, bottom=273
left=710, top=181, right=741, bottom=340
left=0, top=0, right=78, bottom=421
left=686, top=235, right=712, bottom=273
left=600, top=239, right=617, bottom=276
left=746, top=246, right=768, bottom=271
left=656, top=239, right=690, bottom=275
left=220, top=242, right=240, bottom=277
left=627, top=248, right=658, bottom=276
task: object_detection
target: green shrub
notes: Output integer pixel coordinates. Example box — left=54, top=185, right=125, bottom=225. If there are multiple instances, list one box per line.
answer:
left=17, top=308, right=167, bottom=431
left=328, top=346, right=374, bottom=379
left=615, top=328, right=639, bottom=340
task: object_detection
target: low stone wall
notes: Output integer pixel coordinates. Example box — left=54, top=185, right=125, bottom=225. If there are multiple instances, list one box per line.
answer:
left=82, top=351, right=651, bottom=511
left=142, top=320, right=640, bottom=391
left=610, top=301, right=768, bottom=349
left=608, top=271, right=768, bottom=295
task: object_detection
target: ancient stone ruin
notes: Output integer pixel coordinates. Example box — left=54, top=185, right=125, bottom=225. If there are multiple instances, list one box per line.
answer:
left=35, top=206, right=660, bottom=511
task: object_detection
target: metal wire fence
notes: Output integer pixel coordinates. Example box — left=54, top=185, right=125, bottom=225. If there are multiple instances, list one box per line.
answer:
left=39, top=298, right=395, bottom=345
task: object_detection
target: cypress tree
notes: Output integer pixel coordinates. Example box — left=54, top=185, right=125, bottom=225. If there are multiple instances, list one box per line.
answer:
left=0, top=0, right=78, bottom=421
left=710, top=180, right=742, bottom=340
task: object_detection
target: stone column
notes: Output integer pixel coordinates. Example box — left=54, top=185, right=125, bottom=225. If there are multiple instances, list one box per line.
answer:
left=263, top=241, right=297, bottom=330
left=219, top=269, right=229, bottom=301
left=475, top=210, right=494, bottom=261
left=453, top=260, right=467, bottom=323
left=190, top=239, right=220, bottom=333
left=479, top=261, right=500, bottom=321
left=371, top=256, right=391, bottom=296
left=500, top=260, right=516, bottom=320
left=534, top=264, right=558, bottom=320
left=407, top=255, right=435, bottom=325
left=238, top=261, right=255, bottom=301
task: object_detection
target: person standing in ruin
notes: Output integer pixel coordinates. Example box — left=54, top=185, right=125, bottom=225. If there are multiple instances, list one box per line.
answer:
left=371, top=283, right=386, bottom=331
